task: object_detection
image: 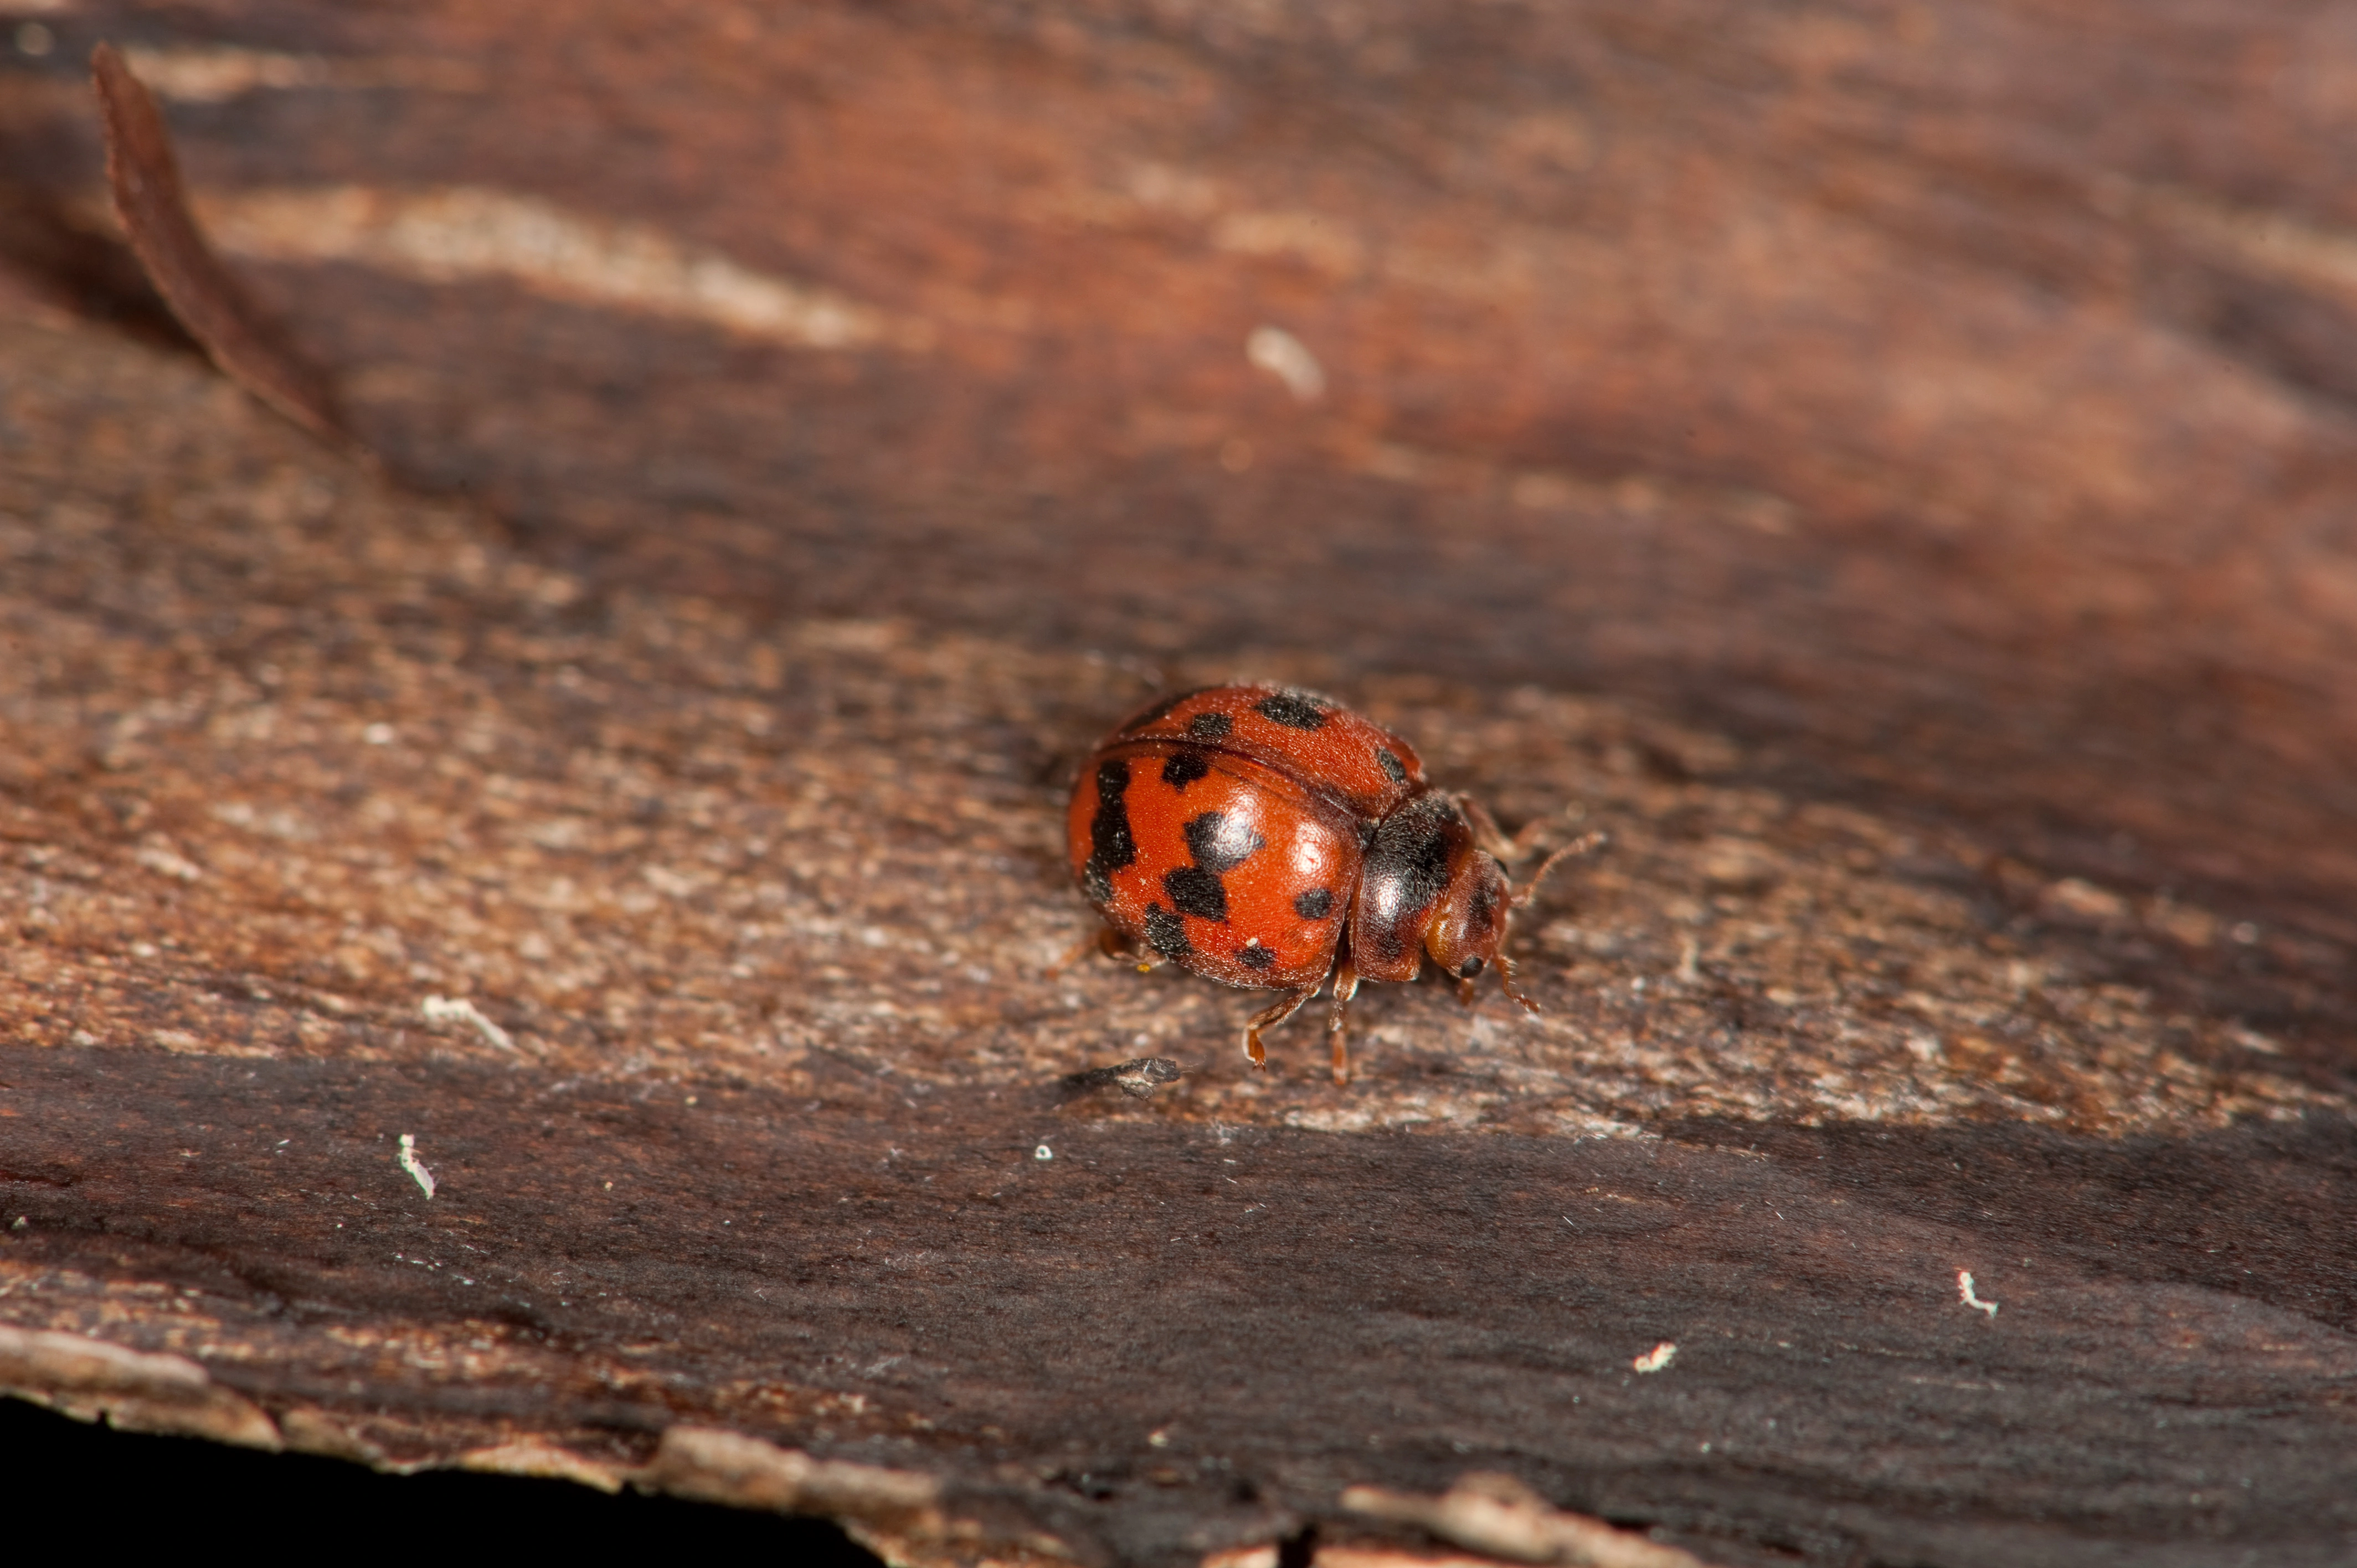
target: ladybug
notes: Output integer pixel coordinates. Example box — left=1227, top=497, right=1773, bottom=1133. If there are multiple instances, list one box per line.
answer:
left=1065, top=683, right=1587, bottom=1084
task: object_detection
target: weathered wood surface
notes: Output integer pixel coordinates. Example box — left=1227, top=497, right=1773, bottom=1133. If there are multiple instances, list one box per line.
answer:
left=2, top=5, right=2355, bottom=1565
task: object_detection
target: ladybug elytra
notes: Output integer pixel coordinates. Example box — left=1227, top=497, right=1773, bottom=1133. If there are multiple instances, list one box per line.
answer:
left=1065, top=683, right=1584, bottom=1084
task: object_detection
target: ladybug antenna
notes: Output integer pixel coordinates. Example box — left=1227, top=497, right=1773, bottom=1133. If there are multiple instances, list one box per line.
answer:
left=1510, top=830, right=1606, bottom=909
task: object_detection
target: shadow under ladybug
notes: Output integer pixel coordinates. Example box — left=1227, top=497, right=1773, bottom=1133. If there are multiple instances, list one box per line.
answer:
left=1060, top=683, right=1598, bottom=1085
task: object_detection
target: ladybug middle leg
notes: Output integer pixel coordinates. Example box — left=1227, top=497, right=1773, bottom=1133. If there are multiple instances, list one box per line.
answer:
left=1243, top=983, right=1321, bottom=1071
left=1325, top=959, right=1361, bottom=1085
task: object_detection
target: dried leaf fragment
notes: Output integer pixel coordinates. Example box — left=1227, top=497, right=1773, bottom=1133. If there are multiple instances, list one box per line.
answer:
left=90, top=42, right=348, bottom=443
left=1063, top=1055, right=1186, bottom=1100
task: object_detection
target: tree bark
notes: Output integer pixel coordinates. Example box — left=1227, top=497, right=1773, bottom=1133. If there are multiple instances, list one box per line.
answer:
left=2, top=6, right=2354, bottom=1565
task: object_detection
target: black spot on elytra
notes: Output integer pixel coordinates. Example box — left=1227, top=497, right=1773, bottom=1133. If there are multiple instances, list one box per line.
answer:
left=1183, top=810, right=1265, bottom=874
left=1083, top=758, right=1136, bottom=903
left=1160, top=749, right=1211, bottom=789
left=1144, top=901, right=1190, bottom=959
left=1163, top=866, right=1228, bottom=921
left=1162, top=810, right=1266, bottom=922
left=1293, top=887, right=1333, bottom=920
left=1376, top=747, right=1408, bottom=783
left=1254, top=690, right=1327, bottom=730
left=1187, top=711, right=1233, bottom=740
left=1241, top=941, right=1275, bottom=971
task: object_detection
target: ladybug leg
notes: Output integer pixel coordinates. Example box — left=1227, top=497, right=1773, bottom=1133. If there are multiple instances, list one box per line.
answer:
left=1460, top=795, right=1560, bottom=864
left=1325, top=960, right=1361, bottom=1085
left=1046, top=924, right=1137, bottom=978
left=1496, top=953, right=1543, bottom=1016
left=1044, top=931, right=1098, bottom=978
left=1102, top=924, right=1165, bottom=973
left=1242, top=985, right=1319, bottom=1072
left=1461, top=798, right=1605, bottom=876
left=1458, top=795, right=1527, bottom=862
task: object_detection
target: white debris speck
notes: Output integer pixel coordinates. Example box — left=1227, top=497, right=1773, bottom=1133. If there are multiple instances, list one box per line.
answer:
left=1035, top=1144, right=1053, bottom=1162
left=1247, top=324, right=1326, bottom=401
left=1632, top=1341, right=1677, bottom=1374
left=421, top=995, right=516, bottom=1053
left=1958, top=1270, right=1999, bottom=1318
left=363, top=722, right=397, bottom=745
left=398, top=1133, right=436, bottom=1199
left=132, top=839, right=204, bottom=881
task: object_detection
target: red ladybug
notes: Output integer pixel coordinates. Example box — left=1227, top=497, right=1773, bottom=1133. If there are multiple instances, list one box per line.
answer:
left=1065, top=684, right=1585, bottom=1084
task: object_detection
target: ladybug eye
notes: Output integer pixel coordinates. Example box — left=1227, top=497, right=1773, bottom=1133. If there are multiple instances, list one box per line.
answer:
left=1457, top=957, right=1485, bottom=979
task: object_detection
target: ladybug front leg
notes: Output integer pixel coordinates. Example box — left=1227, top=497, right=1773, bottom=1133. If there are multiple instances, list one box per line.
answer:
left=1242, top=984, right=1320, bottom=1071
left=1325, top=960, right=1361, bottom=1085
left=1459, top=795, right=1543, bottom=863
left=1046, top=924, right=1146, bottom=978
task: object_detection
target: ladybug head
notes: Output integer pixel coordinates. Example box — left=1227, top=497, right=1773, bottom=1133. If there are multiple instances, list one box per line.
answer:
left=1422, top=817, right=1599, bottom=1013
left=1423, top=845, right=1515, bottom=992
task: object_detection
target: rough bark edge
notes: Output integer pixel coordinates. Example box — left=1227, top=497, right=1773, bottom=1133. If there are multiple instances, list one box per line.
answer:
left=1340, top=1475, right=1716, bottom=1568
left=0, top=1322, right=281, bottom=1450
left=0, top=1324, right=1064, bottom=1566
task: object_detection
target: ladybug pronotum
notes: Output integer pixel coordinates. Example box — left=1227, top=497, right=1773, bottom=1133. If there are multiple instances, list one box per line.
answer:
left=1065, top=683, right=1582, bottom=1084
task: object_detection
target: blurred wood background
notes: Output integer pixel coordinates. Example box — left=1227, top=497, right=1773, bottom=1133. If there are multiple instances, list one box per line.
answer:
left=2, top=4, right=2354, bottom=1565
